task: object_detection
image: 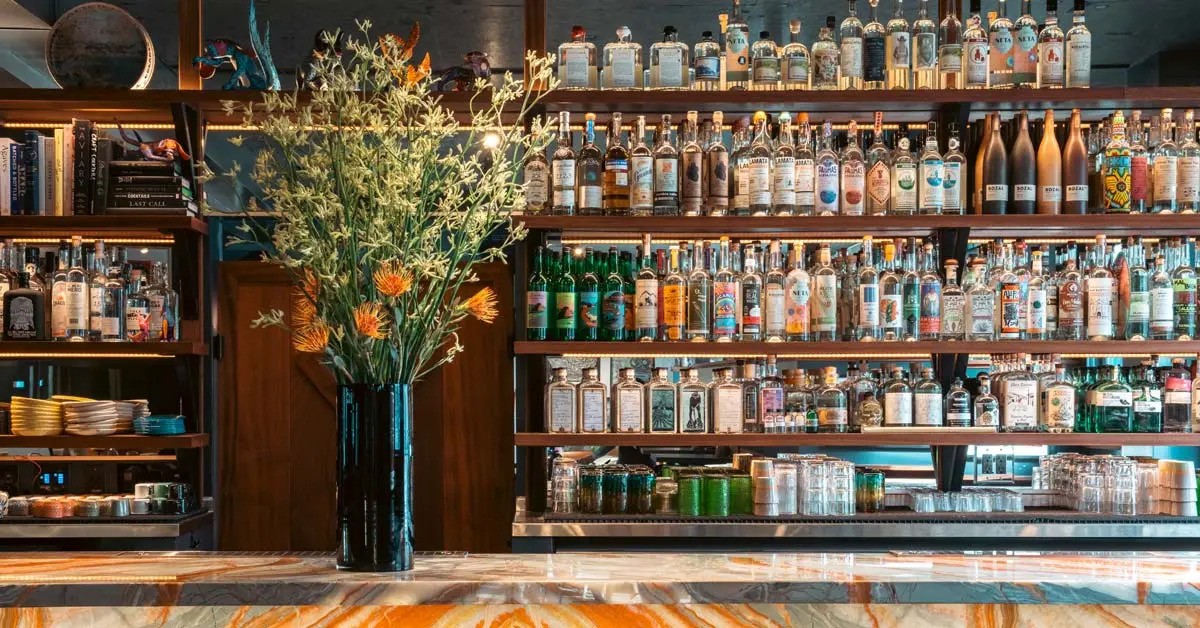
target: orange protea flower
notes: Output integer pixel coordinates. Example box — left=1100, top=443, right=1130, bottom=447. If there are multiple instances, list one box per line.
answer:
left=373, top=261, right=413, bottom=298
left=298, top=268, right=320, bottom=301
left=293, top=320, right=330, bottom=354
left=354, top=302, right=390, bottom=340
left=292, top=290, right=316, bottom=329
left=463, top=287, right=499, bottom=324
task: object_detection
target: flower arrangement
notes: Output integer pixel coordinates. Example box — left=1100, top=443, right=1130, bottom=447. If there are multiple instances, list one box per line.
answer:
left=225, top=22, right=556, bottom=384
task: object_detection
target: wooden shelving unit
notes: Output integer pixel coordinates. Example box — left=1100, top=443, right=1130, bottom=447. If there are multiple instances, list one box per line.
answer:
left=514, top=340, right=1200, bottom=357
left=515, top=432, right=1200, bottom=447
left=0, top=215, right=207, bottom=238
left=0, top=433, right=208, bottom=449
left=0, top=341, right=207, bottom=357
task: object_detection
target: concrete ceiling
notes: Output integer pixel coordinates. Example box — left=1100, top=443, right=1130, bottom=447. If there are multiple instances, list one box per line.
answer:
left=11, top=0, right=1200, bottom=88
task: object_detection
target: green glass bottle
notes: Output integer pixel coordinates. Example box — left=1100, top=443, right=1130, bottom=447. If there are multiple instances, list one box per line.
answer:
left=552, top=249, right=576, bottom=341
left=526, top=246, right=549, bottom=340
left=577, top=249, right=601, bottom=341
left=601, top=248, right=627, bottom=341
left=1090, top=362, right=1133, bottom=433
left=622, top=251, right=636, bottom=335
left=1131, top=360, right=1163, bottom=433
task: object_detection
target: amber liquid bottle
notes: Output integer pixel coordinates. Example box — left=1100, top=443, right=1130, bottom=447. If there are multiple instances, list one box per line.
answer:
left=982, top=114, right=1009, bottom=214
left=1062, top=109, right=1089, bottom=214
left=1037, top=109, right=1063, bottom=214
left=973, top=112, right=992, bottom=213
left=1010, top=111, right=1036, bottom=214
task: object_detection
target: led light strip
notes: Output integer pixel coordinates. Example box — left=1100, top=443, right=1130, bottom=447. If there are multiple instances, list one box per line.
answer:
left=11, top=238, right=174, bottom=245
left=563, top=352, right=932, bottom=359
left=0, top=353, right=177, bottom=359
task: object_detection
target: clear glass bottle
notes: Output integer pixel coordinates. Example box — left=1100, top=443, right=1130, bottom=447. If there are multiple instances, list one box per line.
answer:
left=730, top=119, right=752, bottom=216
left=1162, top=358, right=1192, bottom=433
left=974, top=372, right=1000, bottom=428
left=760, top=357, right=786, bottom=433
left=635, top=237, right=659, bottom=341
left=963, top=0, right=989, bottom=89
left=885, top=0, right=912, bottom=90
left=880, top=241, right=903, bottom=340
left=891, top=135, right=918, bottom=214
left=653, top=113, right=681, bottom=215
left=1150, top=254, right=1174, bottom=340
left=522, top=142, right=549, bottom=214
left=840, top=120, right=866, bottom=216
left=1040, top=363, right=1076, bottom=433
left=988, top=2, right=1014, bottom=88
left=839, top=1, right=864, bottom=89
left=611, top=367, right=645, bottom=433
left=773, top=113, right=797, bottom=215
left=785, top=243, right=812, bottom=341
left=918, top=121, right=944, bottom=214
left=1086, top=234, right=1115, bottom=340
left=86, top=240, right=106, bottom=341
left=1130, top=361, right=1164, bottom=434
left=812, top=244, right=838, bottom=340
left=650, top=26, right=689, bottom=89
left=629, top=115, right=654, bottom=215
left=1064, top=0, right=1091, bottom=89
left=917, top=242, right=943, bottom=340
left=576, top=113, right=603, bottom=215
left=782, top=20, right=811, bottom=89
left=900, top=238, right=921, bottom=340
left=1026, top=248, right=1048, bottom=339
left=913, top=367, right=943, bottom=426
left=816, top=366, right=849, bottom=433
left=59, top=237, right=87, bottom=341
left=645, top=367, right=678, bottom=433
left=937, top=0, right=963, bottom=88
left=680, top=112, right=704, bottom=216
left=863, top=0, right=886, bottom=89
left=1153, top=109, right=1179, bottom=213
left=146, top=262, right=178, bottom=342
left=883, top=367, right=913, bottom=426
left=1172, top=237, right=1197, bottom=339
left=576, top=367, right=607, bottom=433
left=1089, top=363, right=1132, bottom=433
left=912, top=0, right=938, bottom=89
left=763, top=241, right=788, bottom=342
left=739, top=243, right=764, bottom=341
left=678, top=368, right=710, bottom=433
left=857, top=235, right=881, bottom=340
left=550, top=112, right=576, bottom=216
left=98, top=246, right=125, bottom=342
left=713, top=237, right=739, bottom=341
left=547, top=368, right=578, bottom=433
left=966, top=258, right=995, bottom=341
left=866, top=111, right=892, bottom=215
left=1011, top=0, right=1039, bottom=88
left=815, top=121, right=840, bottom=215
left=1037, top=0, right=1064, bottom=88
left=693, top=30, right=721, bottom=89
left=945, top=377, right=972, bottom=426
left=1126, top=238, right=1150, bottom=340
left=1179, top=110, right=1200, bottom=212
left=781, top=369, right=811, bottom=433
left=812, top=16, right=841, bottom=90
left=125, top=271, right=151, bottom=342
left=944, top=125, right=968, bottom=213
left=725, top=0, right=752, bottom=88
left=712, top=367, right=744, bottom=433
left=748, top=111, right=774, bottom=215
left=751, top=31, right=781, bottom=90
left=602, top=26, right=643, bottom=89
left=795, top=113, right=817, bottom=215
left=557, top=25, right=598, bottom=89
left=1001, top=354, right=1039, bottom=432
left=706, top=111, right=730, bottom=215
left=687, top=240, right=712, bottom=341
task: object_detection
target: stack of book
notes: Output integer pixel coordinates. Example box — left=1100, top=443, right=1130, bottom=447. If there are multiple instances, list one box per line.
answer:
left=106, top=160, right=196, bottom=215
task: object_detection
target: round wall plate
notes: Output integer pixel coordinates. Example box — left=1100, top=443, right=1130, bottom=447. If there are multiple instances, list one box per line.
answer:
left=46, top=2, right=155, bottom=89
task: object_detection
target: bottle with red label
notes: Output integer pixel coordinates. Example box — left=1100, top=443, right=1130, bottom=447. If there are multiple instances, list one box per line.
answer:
left=1163, top=358, right=1194, bottom=433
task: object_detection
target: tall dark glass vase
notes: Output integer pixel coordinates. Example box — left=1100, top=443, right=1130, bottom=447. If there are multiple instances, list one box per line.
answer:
left=337, top=383, right=413, bottom=571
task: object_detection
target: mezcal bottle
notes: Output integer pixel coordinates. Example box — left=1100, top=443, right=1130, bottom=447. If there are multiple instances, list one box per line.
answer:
left=646, top=367, right=679, bottom=433
left=687, top=240, right=711, bottom=341
left=706, top=111, right=730, bottom=215
left=785, top=243, right=812, bottom=341
left=557, top=25, right=598, bottom=89
left=839, top=0, right=864, bottom=89
left=578, top=367, right=607, bottom=433
left=713, top=237, right=739, bottom=341
left=678, top=368, right=710, bottom=433
left=782, top=20, right=811, bottom=89
left=941, top=260, right=965, bottom=340
left=856, top=235, right=881, bottom=340
left=1162, top=357, right=1193, bottom=433
left=661, top=246, right=686, bottom=341
left=1131, top=361, right=1163, bottom=434
left=1000, top=354, right=1038, bottom=432
left=547, top=368, right=578, bottom=433
left=883, top=367, right=913, bottom=427
left=885, top=0, right=912, bottom=90
left=945, top=377, right=972, bottom=427
left=602, top=26, right=643, bottom=89
left=913, top=367, right=943, bottom=426
left=1090, top=363, right=1132, bottom=433
left=1040, top=363, right=1076, bottom=433
left=812, top=244, right=839, bottom=340
left=816, top=366, right=849, bottom=433
left=974, top=373, right=1000, bottom=428
left=712, top=368, right=744, bottom=433
left=763, top=241, right=788, bottom=342
left=612, top=368, right=645, bottom=433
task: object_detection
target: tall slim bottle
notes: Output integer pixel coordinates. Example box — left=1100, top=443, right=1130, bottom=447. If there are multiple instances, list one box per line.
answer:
left=1064, top=0, right=1091, bottom=88
left=1010, top=111, right=1037, bottom=214
left=866, top=112, right=892, bottom=215
left=1103, top=110, right=1133, bottom=214
left=713, top=237, right=738, bottom=341
left=635, top=237, right=659, bottom=341
left=526, top=246, right=549, bottom=340
left=629, top=116, right=654, bottom=216
left=863, top=0, right=886, bottom=90
left=840, top=120, right=866, bottom=216
left=963, top=0, right=989, bottom=89
left=602, top=112, right=630, bottom=215
left=988, top=0, right=1014, bottom=88
left=1063, top=109, right=1090, bottom=213
left=785, top=243, right=811, bottom=341
left=576, top=113, right=603, bottom=215
left=681, top=111, right=704, bottom=216
left=552, top=249, right=576, bottom=341
left=918, top=121, right=944, bottom=214
left=773, top=113, right=797, bottom=215
left=812, top=16, right=841, bottom=90
left=764, top=241, right=787, bottom=341
left=982, top=114, right=1010, bottom=214
left=840, top=0, right=865, bottom=89
left=1153, top=110, right=1179, bottom=213
left=795, top=113, right=817, bottom=214
left=816, top=121, right=840, bottom=215
left=687, top=241, right=711, bottom=341
left=1011, top=0, right=1039, bottom=88
left=1037, top=109, right=1063, bottom=213
left=937, top=0, right=962, bottom=89
left=653, top=114, right=681, bottom=215
left=747, top=112, right=774, bottom=215
left=1037, top=0, right=1065, bottom=88
left=812, top=245, right=838, bottom=341
left=725, top=0, right=751, bottom=88
left=661, top=246, right=686, bottom=341
left=706, top=111, right=730, bottom=215
left=912, top=0, right=938, bottom=89
left=550, top=112, right=575, bottom=215
left=885, top=0, right=912, bottom=90
left=973, top=113, right=992, bottom=212
left=944, top=124, right=967, bottom=213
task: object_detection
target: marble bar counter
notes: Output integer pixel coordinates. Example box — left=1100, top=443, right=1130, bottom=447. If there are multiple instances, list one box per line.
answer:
left=3, top=551, right=1200, bottom=626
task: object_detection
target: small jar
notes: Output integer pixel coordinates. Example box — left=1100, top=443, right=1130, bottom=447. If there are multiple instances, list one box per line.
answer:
left=653, top=479, right=679, bottom=514
left=702, top=474, right=730, bottom=517
left=678, top=474, right=702, bottom=516
left=856, top=469, right=886, bottom=513
left=629, top=467, right=656, bottom=514
left=578, top=467, right=604, bottom=514
left=602, top=467, right=630, bottom=514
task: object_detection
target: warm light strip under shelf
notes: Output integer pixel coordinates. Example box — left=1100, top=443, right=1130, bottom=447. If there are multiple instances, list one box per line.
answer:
left=562, top=352, right=932, bottom=359
left=0, top=352, right=176, bottom=359
left=11, top=237, right=174, bottom=245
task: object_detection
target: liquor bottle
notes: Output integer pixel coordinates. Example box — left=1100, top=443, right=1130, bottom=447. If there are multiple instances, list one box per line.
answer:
left=612, top=368, right=645, bottom=433
left=738, top=361, right=763, bottom=433
left=686, top=240, right=711, bottom=341
left=940, top=377, right=970, bottom=426
left=1045, top=248, right=1061, bottom=337
left=739, top=244, right=763, bottom=341
left=125, top=271, right=151, bottom=342
left=880, top=241, right=903, bottom=340
left=645, top=367, right=678, bottom=433
left=751, top=31, right=781, bottom=90
left=963, top=0, right=989, bottom=89
left=1086, top=235, right=1115, bottom=340
left=1056, top=250, right=1084, bottom=339
left=1040, top=363, right=1076, bottom=433
left=527, top=246, right=549, bottom=340
left=678, top=368, right=710, bottom=433
left=918, top=242, right=942, bottom=340
left=1005, top=112, right=1034, bottom=216
left=550, top=112, right=576, bottom=216
left=66, top=241, right=91, bottom=341
left=547, top=368, right=578, bottom=433
left=577, top=113, right=603, bottom=215
left=599, top=113, right=629, bottom=215
left=1150, top=254, right=1174, bottom=340
left=1126, top=238, right=1150, bottom=340
left=816, top=366, right=849, bottom=433
left=650, top=26, right=689, bottom=89
left=85, top=241, right=105, bottom=341
left=795, top=113, right=817, bottom=214
left=1153, top=110, right=1179, bottom=212
left=599, top=249, right=626, bottom=341
left=661, top=246, right=686, bottom=341
left=812, top=16, right=841, bottom=90
left=522, top=142, right=549, bottom=214
left=1162, top=358, right=1192, bottom=433
left=1129, top=110, right=1149, bottom=212
left=883, top=367, right=913, bottom=427
left=575, top=250, right=599, bottom=340
left=773, top=113, right=797, bottom=215
left=620, top=251, right=636, bottom=336
left=763, top=241, right=787, bottom=341
left=3, top=272, right=43, bottom=340
left=99, top=247, right=125, bottom=342
left=866, top=112, right=892, bottom=215
left=988, top=2, right=1014, bottom=88
left=863, top=0, right=886, bottom=89
left=635, top=238, right=659, bottom=341
left=1011, top=0, right=1039, bottom=88
left=1026, top=248, right=1048, bottom=339
left=1172, top=237, right=1197, bottom=339
left=783, top=369, right=812, bottom=433
left=712, top=367, right=744, bottom=433
left=693, top=30, right=721, bottom=90
left=840, top=251, right=860, bottom=341
left=900, top=238, right=921, bottom=340
left=1000, top=354, right=1038, bottom=432
left=760, top=357, right=786, bottom=433
left=48, top=242, right=67, bottom=340
left=1064, top=0, right=1091, bottom=89
left=577, top=367, right=607, bottom=433
left=944, top=124, right=967, bottom=213
left=840, top=0, right=865, bottom=89
left=713, top=237, right=738, bottom=341
left=1037, top=109, right=1063, bottom=213
left=1179, top=110, right=1200, bottom=212
left=890, top=134, right=918, bottom=215
left=856, top=236, right=881, bottom=340
left=997, top=246, right=1022, bottom=339
left=1103, top=110, right=1132, bottom=213
left=840, top=120, right=866, bottom=216
left=602, top=26, right=643, bottom=89
left=936, top=0, right=962, bottom=89
left=982, top=114, right=1009, bottom=214
left=918, top=121, right=944, bottom=214
left=629, top=115, right=654, bottom=216
left=653, top=114, right=681, bottom=215
left=965, top=259, right=995, bottom=341
left=912, top=0, right=938, bottom=89
left=913, top=367, right=943, bottom=426
left=557, top=25, right=598, bottom=89
left=812, top=244, right=839, bottom=340
left=782, top=20, right=811, bottom=89
left=815, top=121, right=840, bottom=215
left=1129, top=361, right=1163, bottom=434
left=706, top=111, right=730, bottom=215
left=748, top=112, right=773, bottom=215
left=785, top=243, right=812, bottom=341
left=725, top=0, right=751, bottom=88
left=885, top=0, right=912, bottom=90
left=730, top=118, right=752, bottom=216
left=1090, top=362, right=1132, bottom=433
left=677, top=112, right=704, bottom=216
left=1037, top=0, right=1065, bottom=88
left=972, top=372, right=999, bottom=428
left=973, top=113, right=992, bottom=211
left=1063, top=109, right=1089, bottom=213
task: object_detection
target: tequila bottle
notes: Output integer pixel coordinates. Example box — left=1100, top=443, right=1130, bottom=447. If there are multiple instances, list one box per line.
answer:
left=880, top=241, right=903, bottom=340
left=863, top=0, right=886, bottom=89
left=600, top=249, right=627, bottom=341
left=649, top=26, right=689, bottom=89
left=1089, top=363, right=1132, bottom=433
left=840, top=120, right=866, bottom=216
left=86, top=240, right=106, bottom=341
left=99, top=247, right=125, bottom=342
left=1041, top=363, right=1076, bottom=433
left=967, top=258, right=996, bottom=339
left=547, top=368, right=578, bottom=433
left=937, top=0, right=963, bottom=89
left=3, top=272, right=43, bottom=340
left=576, top=113, right=603, bottom=215
left=858, top=391, right=884, bottom=429
left=522, top=142, right=549, bottom=214
left=612, top=368, right=644, bottom=433
left=629, top=115, right=654, bottom=215
left=1026, top=247, right=1048, bottom=339
left=748, top=112, right=774, bottom=215
left=49, top=242, right=67, bottom=340
left=552, top=249, right=576, bottom=341
left=839, top=0, right=864, bottom=89
left=773, top=113, right=797, bottom=214
left=785, top=243, right=812, bottom=341
left=1056, top=252, right=1084, bottom=339
left=1172, top=237, right=1197, bottom=339
left=945, top=377, right=972, bottom=426
left=812, top=244, right=839, bottom=340
left=1037, top=0, right=1064, bottom=88
left=1000, top=355, right=1038, bottom=432
left=739, top=361, right=763, bottom=433
left=816, top=366, right=849, bottom=433
left=1086, top=235, right=1115, bottom=340
left=918, top=121, right=944, bottom=214
left=941, top=260, right=965, bottom=340
left=782, top=20, right=811, bottom=89
left=751, top=31, right=781, bottom=90
left=815, top=121, right=840, bottom=214
left=681, top=111, right=704, bottom=216
left=526, top=246, right=549, bottom=340
left=918, top=242, right=942, bottom=339
left=725, top=0, right=752, bottom=88
left=693, top=30, right=721, bottom=89
left=866, top=112, right=892, bottom=215
left=576, top=249, right=600, bottom=340
left=712, top=368, right=744, bottom=433
left=602, top=112, right=630, bottom=215
left=550, top=112, right=576, bottom=215
left=913, top=367, right=943, bottom=426
left=1103, top=110, right=1132, bottom=213
left=61, top=237, right=87, bottom=341
left=1131, top=361, right=1163, bottom=434
left=891, top=136, right=917, bottom=214
left=1179, top=110, right=1200, bottom=212
left=763, top=241, right=787, bottom=341
left=706, top=111, right=730, bottom=215
left=1064, top=0, right=1091, bottom=89
left=739, top=244, right=763, bottom=341
left=857, top=235, right=881, bottom=340
left=795, top=113, right=817, bottom=214
left=730, top=119, right=752, bottom=215
left=900, top=239, right=921, bottom=340
left=635, top=236, right=659, bottom=341
left=962, top=0, right=989, bottom=89
left=602, top=26, right=643, bottom=89
left=125, top=272, right=151, bottom=342
left=679, top=368, right=710, bottom=433
left=646, top=367, right=678, bottom=433
left=1150, top=254, right=1174, bottom=340
left=784, top=369, right=813, bottom=433
left=687, top=240, right=712, bottom=341
left=557, top=25, right=598, bottom=89
left=1011, top=0, right=1039, bottom=88
left=974, top=373, right=1000, bottom=428
left=988, top=0, right=1014, bottom=88
left=997, top=244, right=1023, bottom=339
left=653, top=113, right=681, bottom=215
left=661, top=245, right=686, bottom=341
left=1126, top=238, right=1150, bottom=340
left=885, top=0, right=912, bottom=90
left=883, top=367, right=913, bottom=426
left=578, top=367, right=607, bottom=433
left=1162, top=358, right=1192, bottom=433
left=812, top=16, right=841, bottom=90
left=713, top=237, right=739, bottom=341
left=1153, top=110, right=1179, bottom=213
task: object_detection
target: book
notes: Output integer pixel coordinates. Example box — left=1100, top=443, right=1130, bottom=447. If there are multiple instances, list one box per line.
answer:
left=92, top=138, right=113, bottom=215
left=10, top=142, right=25, bottom=215
left=71, top=120, right=93, bottom=215
left=111, top=174, right=191, bottom=188
left=111, top=183, right=193, bottom=197
left=109, top=160, right=181, bottom=173
left=111, top=190, right=192, bottom=200
left=22, top=131, right=40, bottom=215
left=52, top=127, right=66, bottom=216
left=86, top=122, right=98, bottom=215
left=0, top=138, right=13, bottom=216
left=107, top=198, right=196, bottom=209
left=104, top=206, right=198, bottom=215
left=41, top=135, right=57, bottom=216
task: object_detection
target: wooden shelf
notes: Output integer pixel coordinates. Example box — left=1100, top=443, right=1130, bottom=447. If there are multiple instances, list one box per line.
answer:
left=515, top=432, right=1200, bottom=447
left=0, top=342, right=207, bottom=358
left=0, top=455, right=175, bottom=463
left=514, top=340, right=1200, bottom=358
left=516, top=214, right=1200, bottom=238
left=0, top=215, right=206, bottom=238
left=0, top=433, right=208, bottom=448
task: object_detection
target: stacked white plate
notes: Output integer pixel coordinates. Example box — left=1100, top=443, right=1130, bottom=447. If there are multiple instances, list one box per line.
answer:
left=10, top=397, right=64, bottom=436
left=62, top=400, right=121, bottom=436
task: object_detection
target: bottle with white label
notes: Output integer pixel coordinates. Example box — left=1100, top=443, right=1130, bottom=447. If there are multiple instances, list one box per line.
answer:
left=1037, top=109, right=1063, bottom=213
left=913, top=367, right=943, bottom=426
left=576, top=113, right=604, bottom=215
left=918, top=121, right=944, bottom=214
left=550, top=111, right=576, bottom=216
left=937, top=0, right=962, bottom=88
left=522, top=148, right=549, bottom=214
left=1086, top=235, right=1115, bottom=340
left=629, top=115, right=654, bottom=216
left=62, top=237, right=88, bottom=341
left=857, top=236, right=881, bottom=340
left=649, top=26, right=689, bottom=89
left=988, top=1, right=1014, bottom=88
left=1089, top=363, right=1133, bottom=433
left=1064, top=0, right=1091, bottom=88
left=712, top=368, right=745, bottom=433
left=816, top=366, right=849, bottom=433
left=693, top=31, right=721, bottom=90
left=943, top=125, right=967, bottom=213
left=601, top=26, right=644, bottom=89
left=556, top=26, right=598, bottom=89
left=941, top=260, right=966, bottom=340
left=912, top=0, right=938, bottom=89
left=1000, top=355, right=1038, bottom=432
left=1153, top=110, right=1179, bottom=212
left=1125, top=238, right=1150, bottom=341
left=891, top=136, right=918, bottom=214
left=866, top=112, right=892, bottom=214
left=611, top=368, right=645, bottom=433
left=795, top=113, right=817, bottom=214
left=781, top=20, right=811, bottom=89
left=962, top=0, right=989, bottom=89
left=725, top=0, right=752, bottom=88
left=839, top=0, right=865, bottom=89
left=812, top=244, right=839, bottom=340
left=577, top=368, right=608, bottom=433
left=815, top=121, right=840, bottom=215
left=1040, top=364, right=1076, bottom=433
left=1131, top=361, right=1164, bottom=434
left=750, top=31, right=782, bottom=90
left=840, top=120, right=866, bottom=215
left=1037, top=0, right=1065, bottom=88
left=645, top=368, right=679, bottom=433
left=652, top=113, right=681, bottom=215
left=883, top=367, right=913, bottom=426
left=1011, top=0, right=1039, bottom=88
left=885, top=0, right=912, bottom=90
left=1149, top=254, right=1175, bottom=340
left=546, top=368, right=578, bottom=433
left=1010, top=111, right=1037, bottom=214
left=747, top=111, right=774, bottom=215
left=773, top=113, right=798, bottom=215
left=1179, top=109, right=1200, bottom=212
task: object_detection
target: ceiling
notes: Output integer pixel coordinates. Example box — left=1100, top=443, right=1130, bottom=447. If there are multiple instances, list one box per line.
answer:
left=10, top=0, right=1200, bottom=89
